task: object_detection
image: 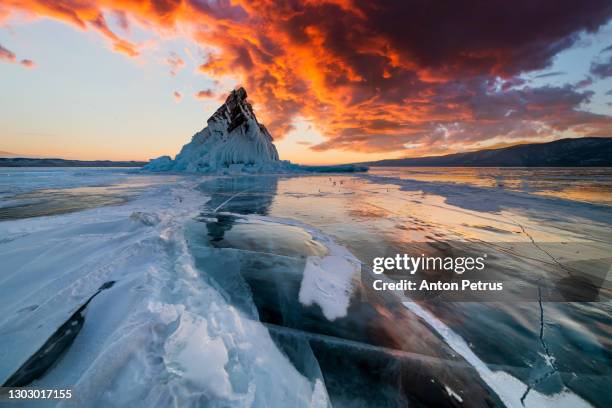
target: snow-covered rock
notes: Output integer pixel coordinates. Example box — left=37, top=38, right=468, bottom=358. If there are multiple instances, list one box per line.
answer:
left=145, top=87, right=368, bottom=174
left=145, top=87, right=283, bottom=173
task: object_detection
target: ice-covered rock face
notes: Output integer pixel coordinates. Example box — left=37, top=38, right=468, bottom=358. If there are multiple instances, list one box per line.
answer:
left=145, top=87, right=280, bottom=173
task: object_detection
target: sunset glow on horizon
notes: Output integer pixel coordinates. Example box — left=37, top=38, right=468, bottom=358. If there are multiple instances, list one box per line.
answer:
left=1, top=1, right=611, bottom=165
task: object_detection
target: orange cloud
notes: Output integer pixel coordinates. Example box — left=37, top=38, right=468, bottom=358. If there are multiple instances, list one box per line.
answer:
left=0, top=43, right=16, bottom=62
left=2, top=0, right=612, bottom=156
left=0, top=41, right=36, bottom=68
left=195, top=89, right=214, bottom=99
left=2, top=0, right=139, bottom=57
left=20, top=59, right=35, bottom=68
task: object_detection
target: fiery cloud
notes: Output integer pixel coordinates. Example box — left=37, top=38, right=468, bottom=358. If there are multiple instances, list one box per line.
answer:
left=195, top=89, right=215, bottom=99
left=2, top=0, right=612, bottom=155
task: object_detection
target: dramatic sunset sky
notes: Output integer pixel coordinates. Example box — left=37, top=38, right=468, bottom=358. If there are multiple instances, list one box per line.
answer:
left=1, top=1, right=611, bottom=164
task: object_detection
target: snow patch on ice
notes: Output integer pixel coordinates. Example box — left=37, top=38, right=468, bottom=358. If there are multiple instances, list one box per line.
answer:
left=299, top=254, right=359, bottom=321
left=239, top=213, right=361, bottom=321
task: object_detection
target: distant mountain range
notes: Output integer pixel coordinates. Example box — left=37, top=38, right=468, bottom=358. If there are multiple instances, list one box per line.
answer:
left=357, top=137, right=612, bottom=167
left=0, top=158, right=147, bottom=167
left=0, top=151, right=23, bottom=158
left=2, top=137, right=610, bottom=168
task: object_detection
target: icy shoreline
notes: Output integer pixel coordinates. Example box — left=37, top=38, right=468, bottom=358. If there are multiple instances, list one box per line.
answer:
left=144, top=158, right=368, bottom=175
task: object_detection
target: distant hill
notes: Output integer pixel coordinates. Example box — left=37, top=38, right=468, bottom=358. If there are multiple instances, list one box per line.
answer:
left=0, top=151, right=24, bottom=158
left=0, top=158, right=147, bottom=167
left=357, top=137, right=612, bottom=167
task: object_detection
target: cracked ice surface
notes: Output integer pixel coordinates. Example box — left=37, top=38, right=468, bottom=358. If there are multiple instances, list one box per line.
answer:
left=0, top=167, right=610, bottom=407
left=0, top=172, right=329, bottom=408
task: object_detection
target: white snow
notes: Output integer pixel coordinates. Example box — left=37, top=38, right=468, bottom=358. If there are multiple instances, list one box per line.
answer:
left=143, top=88, right=367, bottom=175
left=145, top=88, right=282, bottom=174
left=299, top=254, right=360, bottom=321
left=0, top=173, right=328, bottom=408
left=241, top=214, right=361, bottom=321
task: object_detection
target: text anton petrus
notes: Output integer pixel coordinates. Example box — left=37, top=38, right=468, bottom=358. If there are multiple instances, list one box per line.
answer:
left=371, top=253, right=503, bottom=292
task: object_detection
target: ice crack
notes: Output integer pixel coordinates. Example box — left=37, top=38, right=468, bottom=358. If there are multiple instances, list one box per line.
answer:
left=520, top=285, right=559, bottom=405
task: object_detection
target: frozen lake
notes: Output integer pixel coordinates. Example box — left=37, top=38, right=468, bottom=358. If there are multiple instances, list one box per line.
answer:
left=0, top=167, right=610, bottom=407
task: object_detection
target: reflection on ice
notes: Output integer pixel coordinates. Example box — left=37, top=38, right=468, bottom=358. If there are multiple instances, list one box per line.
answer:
left=202, top=214, right=327, bottom=257
left=369, top=167, right=612, bottom=205
left=189, top=176, right=507, bottom=407
left=198, top=175, right=279, bottom=215
left=0, top=168, right=609, bottom=407
left=189, top=172, right=610, bottom=407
